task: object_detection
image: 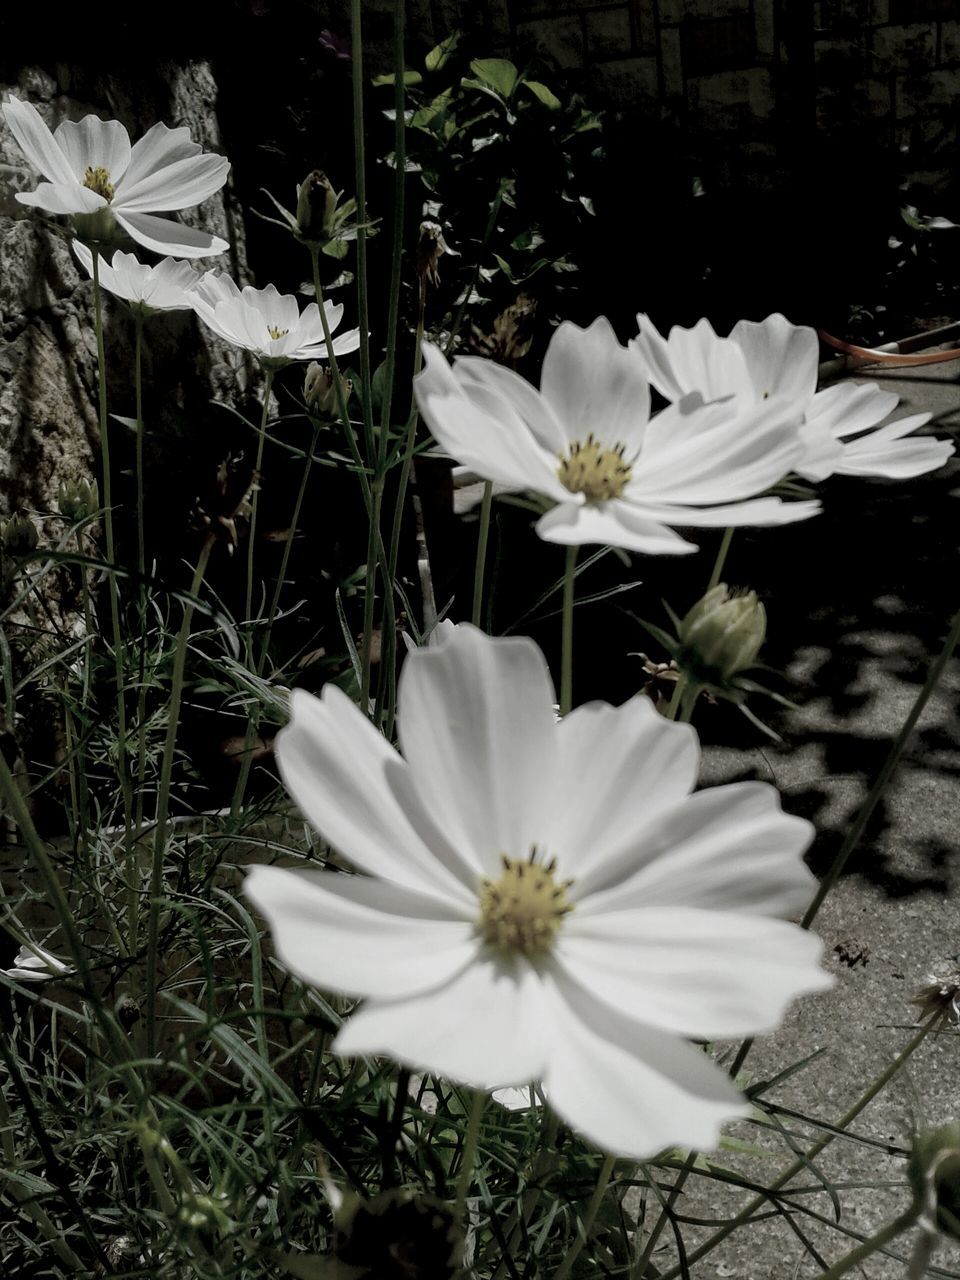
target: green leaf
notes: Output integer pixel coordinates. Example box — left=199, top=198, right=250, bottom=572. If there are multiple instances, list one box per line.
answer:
left=468, top=58, right=518, bottom=98
left=522, top=79, right=561, bottom=109
left=492, top=252, right=513, bottom=281
left=372, top=70, right=423, bottom=87
left=425, top=31, right=460, bottom=72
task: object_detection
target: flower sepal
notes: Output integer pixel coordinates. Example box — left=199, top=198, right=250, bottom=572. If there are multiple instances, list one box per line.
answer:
left=258, top=173, right=377, bottom=259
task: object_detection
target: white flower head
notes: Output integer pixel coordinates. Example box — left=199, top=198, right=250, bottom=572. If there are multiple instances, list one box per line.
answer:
left=633, top=312, right=954, bottom=482
left=414, top=318, right=819, bottom=556
left=2, top=95, right=229, bottom=258
left=245, top=623, right=831, bottom=1159
left=1, top=942, right=73, bottom=984
left=72, top=242, right=200, bottom=314
left=192, top=272, right=361, bottom=369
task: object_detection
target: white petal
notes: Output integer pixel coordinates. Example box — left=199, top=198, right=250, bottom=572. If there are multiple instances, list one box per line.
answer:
left=556, top=908, right=831, bottom=1038
left=545, top=697, right=698, bottom=882
left=194, top=269, right=242, bottom=307
left=244, top=865, right=477, bottom=998
left=541, top=317, right=651, bottom=451
left=637, top=496, right=821, bottom=528
left=632, top=313, right=689, bottom=401
left=633, top=316, right=753, bottom=405
left=836, top=434, right=954, bottom=479
left=54, top=115, right=130, bottom=183
left=121, top=122, right=202, bottom=191
left=398, top=624, right=558, bottom=878
left=806, top=381, right=899, bottom=439
left=453, top=356, right=568, bottom=454
left=578, top=781, right=817, bottom=915
left=3, top=97, right=76, bottom=185
left=113, top=210, right=228, bottom=259
left=795, top=420, right=845, bottom=482
left=536, top=501, right=698, bottom=554
left=730, top=313, right=818, bottom=408
left=17, top=182, right=105, bottom=215
left=334, top=954, right=554, bottom=1087
left=115, top=152, right=229, bottom=212
left=543, top=975, right=747, bottom=1158
left=276, top=685, right=478, bottom=903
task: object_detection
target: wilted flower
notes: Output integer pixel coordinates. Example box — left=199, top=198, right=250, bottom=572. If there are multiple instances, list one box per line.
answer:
left=191, top=453, right=259, bottom=554
left=72, top=242, right=200, bottom=314
left=192, top=273, right=360, bottom=368
left=246, top=623, right=830, bottom=1159
left=468, top=294, right=537, bottom=366
left=416, top=219, right=457, bottom=287
left=2, top=96, right=229, bottom=257
left=57, top=477, right=99, bottom=522
left=913, top=966, right=960, bottom=1022
left=0, top=942, right=73, bottom=983
left=632, top=312, right=954, bottom=482
left=415, top=318, right=818, bottom=555
left=678, top=585, right=766, bottom=681
left=909, top=1124, right=960, bottom=1241
left=304, top=362, right=351, bottom=416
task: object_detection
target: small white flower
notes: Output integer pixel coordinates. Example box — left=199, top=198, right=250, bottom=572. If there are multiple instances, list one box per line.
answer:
left=633, top=312, right=954, bottom=482
left=245, top=623, right=831, bottom=1159
left=192, top=272, right=360, bottom=368
left=2, top=95, right=229, bottom=258
left=72, top=242, right=200, bottom=313
left=1, top=943, right=73, bottom=984
left=414, top=318, right=819, bottom=556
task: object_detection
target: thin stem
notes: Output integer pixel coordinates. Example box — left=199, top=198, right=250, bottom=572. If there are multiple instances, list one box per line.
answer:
left=560, top=544, right=578, bottom=715
left=654, top=1013, right=943, bottom=1280
left=551, top=1154, right=616, bottom=1280
left=454, top=1089, right=486, bottom=1222
left=132, top=311, right=150, bottom=943
left=707, top=525, right=734, bottom=591
left=91, top=252, right=133, bottom=852
left=663, top=673, right=687, bottom=721
left=801, top=604, right=960, bottom=929
left=471, top=482, right=494, bottom=629
left=377, top=0, right=406, bottom=461
left=633, top=1150, right=698, bottom=1277
left=350, top=0, right=375, bottom=463
left=134, top=310, right=146, bottom=582
left=815, top=1206, right=918, bottom=1279
left=244, top=367, right=275, bottom=630
left=145, top=533, right=216, bottom=1058
left=387, top=279, right=427, bottom=590
left=360, top=477, right=384, bottom=710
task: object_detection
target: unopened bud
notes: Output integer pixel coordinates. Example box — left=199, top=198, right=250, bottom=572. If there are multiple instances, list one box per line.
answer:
left=678, top=584, right=765, bottom=680
left=304, top=362, right=350, bottom=416
left=416, top=219, right=456, bottom=286
left=57, top=478, right=100, bottom=522
left=909, top=1124, right=960, bottom=1239
left=296, top=169, right=339, bottom=241
left=1, top=513, right=39, bottom=555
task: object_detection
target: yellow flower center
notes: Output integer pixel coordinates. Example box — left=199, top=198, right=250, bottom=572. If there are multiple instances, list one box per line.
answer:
left=557, top=434, right=632, bottom=501
left=267, top=325, right=290, bottom=341
left=82, top=166, right=115, bottom=200
left=478, top=849, right=574, bottom=956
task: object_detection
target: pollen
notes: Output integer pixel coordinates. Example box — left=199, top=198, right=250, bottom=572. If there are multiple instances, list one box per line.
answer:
left=267, top=325, right=290, bottom=341
left=557, top=434, right=632, bottom=502
left=478, top=847, right=574, bottom=956
left=82, top=166, right=115, bottom=200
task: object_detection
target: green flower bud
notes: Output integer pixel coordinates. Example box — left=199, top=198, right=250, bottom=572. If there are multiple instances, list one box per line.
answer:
left=1, top=513, right=39, bottom=555
left=296, top=169, right=340, bottom=241
left=304, top=362, right=351, bottom=416
left=909, top=1124, right=960, bottom=1239
left=57, top=478, right=100, bottom=522
left=678, top=584, right=766, bottom=680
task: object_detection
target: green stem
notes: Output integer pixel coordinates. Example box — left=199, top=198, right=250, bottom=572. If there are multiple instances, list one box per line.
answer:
left=387, top=280, right=427, bottom=591
left=654, top=1013, right=943, bottom=1280
left=145, top=533, right=216, bottom=1058
left=815, top=1206, right=918, bottom=1279
left=663, top=672, right=687, bottom=721
left=377, top=0, right=406, bottom=461
left=134, top=311, right=146, bottom=583
left=244, top=366, right=275, bottom=630
left=132, top=312, right=149, bottom=942
left=360, top=477, right=384, bottom=711
left=471, top=482, right=494, bottom=629
left=560, top=544, right=578, bottom=715
left=707, top=526, right=734, bottom=591
left=801, top=605, right=960, bottom=929
left=91, top=252, right=133, bottom=852
left=261, top=419, right=321, bottom=669
left=454, top=1089, right=486, bottom=1222
left=350, top=0, right=376, bottom=464
left=633, top=1150, right=698, bottom=1276
left=551, top=1154, right=616, bottom=1280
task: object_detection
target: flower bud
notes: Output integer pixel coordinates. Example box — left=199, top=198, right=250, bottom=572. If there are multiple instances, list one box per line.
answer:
left=909, top=1124, right=960, bottom=1239
left=416, top=220, right=456, bottom=287
left=57, top=477, right=100, bottom=522
left=1, top=513, right=39, bottom=555
left=304, top=362, right=351, bottom=416
left=332, top=1188, right=464, bottom=1280
left=678, top=584, right=765, bottom=680
left=296, top=169, right=340, bottom=241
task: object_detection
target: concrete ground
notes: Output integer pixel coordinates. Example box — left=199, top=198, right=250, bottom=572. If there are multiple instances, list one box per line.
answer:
left=659, top=363, right=960, bottom=1278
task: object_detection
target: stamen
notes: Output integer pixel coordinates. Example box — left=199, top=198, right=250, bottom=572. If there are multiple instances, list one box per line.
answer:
left=557, top=432, right=632, bottom=501
left=82, top=166, right=115, bottom=200
left=267, top=325, right=290, bottom=341
left=477, top=846, right=574, bottom=956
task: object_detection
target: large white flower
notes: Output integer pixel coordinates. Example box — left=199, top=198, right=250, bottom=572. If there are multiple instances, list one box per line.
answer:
left=413, top=318, right=819, bottom=556
left=73, top=242, right=200, bottom=313
left=191, top=272, right=360, bottom=367
left=633, top=312, right=954, bottom=482
left=2, top=96, right=229, bottom=258
left=245, top=623, right=830, bottom=1159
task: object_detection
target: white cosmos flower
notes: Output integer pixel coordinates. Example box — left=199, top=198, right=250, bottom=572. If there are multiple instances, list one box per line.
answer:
left=245, top=623, right=831, bottom=1159
left=191, top=272, right=361, bottom=368
left=73, top=242, right=200, bottom=313
left=0, top=943, right=73, bottom=984
left=2, top=95, right=229, bottom=258
left=633, top=312, right=954, bottom=482
left=413, top=318, right=819, bottom=556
